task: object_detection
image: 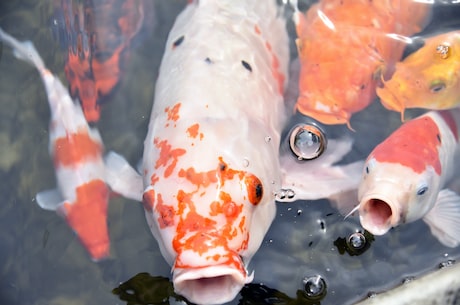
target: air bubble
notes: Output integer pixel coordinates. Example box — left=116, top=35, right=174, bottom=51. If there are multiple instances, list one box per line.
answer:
left=302, top=275, right=327, bottom=299
left=367, top=291, right=377, bottom=298
left=264, top=136, right=272, bottom=143
left=439, top=259, right=455, bottom=269
left=289, top=123, right=327, bottom=160
left=275, top=189, right=296, bottom=201
left=242, top=158, right=249, bottom=167
left=402, top=276, right=415, bottom=284
left=347, top=232, right=366, bottom=250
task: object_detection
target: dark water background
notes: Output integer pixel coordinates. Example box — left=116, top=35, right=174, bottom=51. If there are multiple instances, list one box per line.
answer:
left=1, top=1, right=460, bottom=305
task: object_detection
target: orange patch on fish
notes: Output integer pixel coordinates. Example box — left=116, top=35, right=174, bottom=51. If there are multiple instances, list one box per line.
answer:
left=53, top=130, right=102, bottom=167
left=142, top=188, right=156, bottom=211
left=271, top=54, right=285, bottom=95
left=165, top=102, right=181, bottom=123
left=209, top=192, right=243, bottom=220
left=371, top=116, right=442, bottom=175
left=155, top=193, right=176, bottom=229
left=186, top=123, right=204, bottom=140
left=150, top=173, right=159, bottom=186
left=178, top=167, right=218, bottom=188
left=167, top=158, right=255, bottom=271
left=154, top=137, right=186, bottom=178
left=254, top=24, right=261, bottom=35
left=62, top=179, right=109, bottom=260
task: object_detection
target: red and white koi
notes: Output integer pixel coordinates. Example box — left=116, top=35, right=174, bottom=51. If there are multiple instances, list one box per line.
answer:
left=0, top=28, right=111, bottom=260
left=51, top=0, right=150, bottom=123
left=354, top=109, right=460, bottom=247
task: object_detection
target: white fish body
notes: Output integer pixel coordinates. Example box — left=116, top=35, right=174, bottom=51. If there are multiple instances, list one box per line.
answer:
left=0, top=28, right=111, bottom=260
left=107, top=0, right=289, bottom=304
left=356, top=109, right=460, bottom=247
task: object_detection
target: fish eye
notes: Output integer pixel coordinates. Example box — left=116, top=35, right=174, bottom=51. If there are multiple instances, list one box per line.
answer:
left=289, top=123, right=327, bottom=160
left=416, top=185, right=429, bottom=196
left=430, top=81, right=446, bottom=93
left=244, top=174, right=263, bottom=205
left=364, top=158, right=376, bottom=175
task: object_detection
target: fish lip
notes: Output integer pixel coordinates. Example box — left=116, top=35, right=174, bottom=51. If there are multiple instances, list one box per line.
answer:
left=173, top=264, right=250, bottom=305
left=376, top=83, right=404, bottom=114
left=358, top=193, right=401, bottom=235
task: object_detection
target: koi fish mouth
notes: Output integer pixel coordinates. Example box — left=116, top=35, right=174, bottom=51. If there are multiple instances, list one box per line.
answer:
left=359, top=196, right=399, bottom=235
left=173, top=263, right=251, bottom=305
left=376, top=83, right=405, bottom=118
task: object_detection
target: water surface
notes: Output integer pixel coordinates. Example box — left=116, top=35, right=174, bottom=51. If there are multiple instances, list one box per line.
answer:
left=1, top=1, right=460, bottom=305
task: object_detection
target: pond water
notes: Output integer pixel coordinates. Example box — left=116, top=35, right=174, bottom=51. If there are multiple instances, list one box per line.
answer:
left=1, top=1, right=460, bottom=305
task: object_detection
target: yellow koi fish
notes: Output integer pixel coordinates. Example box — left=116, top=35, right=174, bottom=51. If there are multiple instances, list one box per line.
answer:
left=377, top=30, right=460, bottom=118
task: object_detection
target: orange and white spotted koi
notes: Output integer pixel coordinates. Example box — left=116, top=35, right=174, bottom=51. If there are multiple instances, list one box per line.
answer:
left=0, top=28, right=111, bottom=261
left=353, top=109, right=460, bottom=247
left=105, top=0, right=289, bottom=303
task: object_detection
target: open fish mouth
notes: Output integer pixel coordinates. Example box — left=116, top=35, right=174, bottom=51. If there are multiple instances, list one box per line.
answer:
left=359, top=195, right=401, bottom=235
left=173, top=262, right=251, bottom=305
left=376, top=83, right=405, bottom=116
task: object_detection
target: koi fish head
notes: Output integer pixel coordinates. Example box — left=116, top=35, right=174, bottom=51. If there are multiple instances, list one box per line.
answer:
left=377, top=31, right=460, bottom=116
left=142, top=118, right=279, bottom=304
left=358, top=156, right=439, bottom=235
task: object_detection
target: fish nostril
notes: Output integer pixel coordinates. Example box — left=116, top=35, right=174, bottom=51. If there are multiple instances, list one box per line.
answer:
left=367, top=199, right=392, bottom=226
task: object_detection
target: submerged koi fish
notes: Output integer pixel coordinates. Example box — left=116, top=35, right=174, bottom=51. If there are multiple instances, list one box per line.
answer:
left=105, top=1, right=289, bottom=303
left=0, top=28, right=110, bottom=260
left=292, top=0, right=430, bottom=127
left=52, top=0, right=149, bottom=123
left=377, top=30, right=460, bottom=118
left=354, top=109, right=460, bottom=247
left=104, top=0, right=364, bottom=303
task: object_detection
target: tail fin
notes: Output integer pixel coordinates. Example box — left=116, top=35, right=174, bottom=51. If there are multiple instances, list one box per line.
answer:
left=0, top=27, right=46, bottom=72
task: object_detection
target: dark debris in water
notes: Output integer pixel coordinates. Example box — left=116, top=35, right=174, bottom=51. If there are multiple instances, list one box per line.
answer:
left=334, top=230, right=375, bottom=256
left=112, top=272, right=188, bottom=305
left=113, top=273, right=327, bottom=305
left=240, top=283, right=325, bottom=305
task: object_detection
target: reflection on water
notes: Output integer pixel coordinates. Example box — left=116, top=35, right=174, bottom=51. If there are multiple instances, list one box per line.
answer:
left=1, top=1, right=460, bottom=305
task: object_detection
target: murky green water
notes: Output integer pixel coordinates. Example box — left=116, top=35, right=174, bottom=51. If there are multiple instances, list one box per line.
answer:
left=1, top=1, right=460, bottom=305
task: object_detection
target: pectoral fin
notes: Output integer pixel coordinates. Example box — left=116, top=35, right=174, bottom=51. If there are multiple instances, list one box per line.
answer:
left=36, top=189, right=64, bottom=211
left=279, top=136, right=363, bottom=202
left=423, top=189, right=460, bottom=248
left=104, top=151, right=143, bottom=202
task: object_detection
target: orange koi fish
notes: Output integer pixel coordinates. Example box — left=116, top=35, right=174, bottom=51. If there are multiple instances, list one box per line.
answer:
left=354, top=109, right=460, bottom=247
left=292, top=0, right=431, bottom=127
left=377, top=30, right=460, bottom=118
left=0, top=28, right=111, bottom=260
left=52, top=0, right=148, bottom=123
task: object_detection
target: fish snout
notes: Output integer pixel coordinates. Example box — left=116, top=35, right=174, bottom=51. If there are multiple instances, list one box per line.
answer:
left=358, top=195, right=401, bottom=235
left=173, top=256, right=250, bottom=305
left=376, top=82, right=405, bottom=117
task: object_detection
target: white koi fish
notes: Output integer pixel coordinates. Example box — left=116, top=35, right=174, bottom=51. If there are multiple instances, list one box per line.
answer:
left=105, top=0, right=364, bottom=303
left=0, top=28, right=111, bottom=260
left=355, top=109, right=460, bottom=247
